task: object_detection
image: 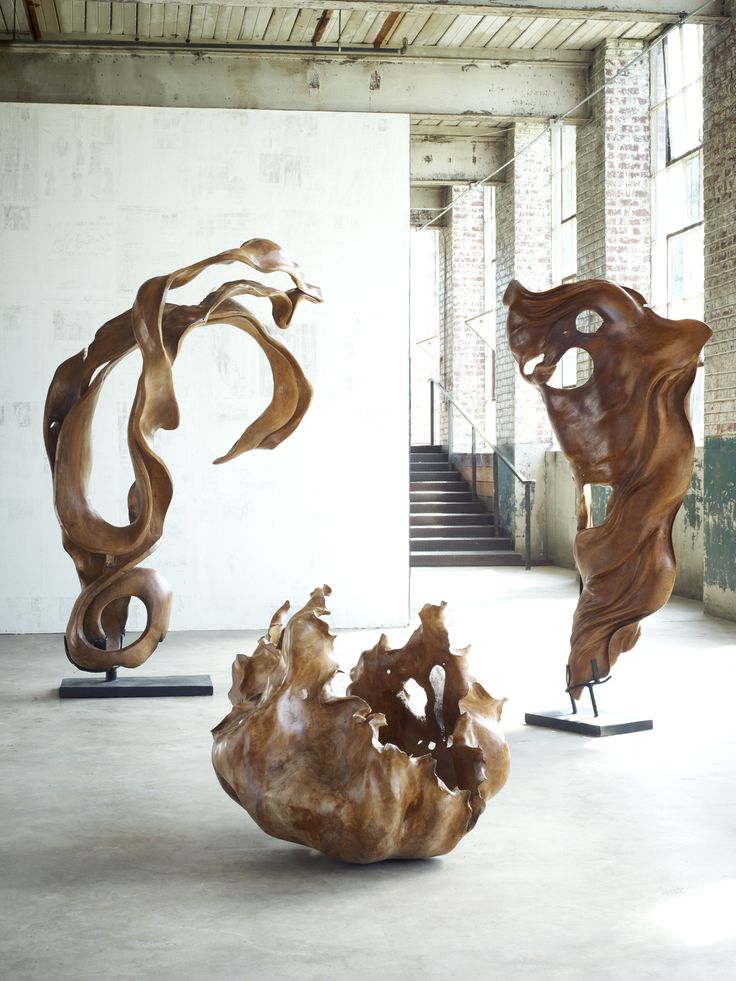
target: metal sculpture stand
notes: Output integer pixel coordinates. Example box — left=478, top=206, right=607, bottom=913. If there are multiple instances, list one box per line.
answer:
left=59, top=639, right=213, bottom=698
left=525, top=660, right=653, bottom=737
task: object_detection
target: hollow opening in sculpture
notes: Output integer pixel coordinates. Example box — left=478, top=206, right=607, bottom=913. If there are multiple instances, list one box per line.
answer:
left=546, top=346, right=593, bottom=390
left=577, top=310, right=604, bottom=333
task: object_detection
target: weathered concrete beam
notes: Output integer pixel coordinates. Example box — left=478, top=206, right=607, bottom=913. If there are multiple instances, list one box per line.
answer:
left=102, top=0, right=728, bottom=26
left=411, top=134, right=506, bottom=184
left=0, top=45, right=589, bottom=118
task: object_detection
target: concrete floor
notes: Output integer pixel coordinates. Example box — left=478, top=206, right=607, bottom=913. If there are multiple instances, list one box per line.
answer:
left=2, top=566, right=736, bottom=981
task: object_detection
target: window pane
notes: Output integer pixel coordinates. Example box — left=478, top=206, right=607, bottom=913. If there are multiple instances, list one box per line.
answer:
left=651, top=43, right=666, bottom=107
left=668, top=223, right=704, bottom=312
left=668, top=88, right=702, bottom=159
left=684, top=152, right=702, bottom=224
left=561, top=125, right=576, bottom=168
left=561, top=164, right=576, bottom=220
left=651, top=104, right=667, bottom=173
left=560, top=218, right=577, bottom=280
left=680, top=24, right=703, bottom=89
left=664, top=31, right=684, bottom=95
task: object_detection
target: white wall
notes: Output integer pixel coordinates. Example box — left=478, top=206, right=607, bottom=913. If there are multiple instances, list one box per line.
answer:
left=0, top=103, right=410, bottom=633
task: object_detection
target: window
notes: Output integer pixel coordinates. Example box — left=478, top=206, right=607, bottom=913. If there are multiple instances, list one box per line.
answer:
left=550, top=123, right=578, bottom=389
left=650, top=25, right=704, bottom=441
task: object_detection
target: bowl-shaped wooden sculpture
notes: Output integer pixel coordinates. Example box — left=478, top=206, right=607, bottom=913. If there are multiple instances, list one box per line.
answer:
left=212, top=587, right=509, bottom=864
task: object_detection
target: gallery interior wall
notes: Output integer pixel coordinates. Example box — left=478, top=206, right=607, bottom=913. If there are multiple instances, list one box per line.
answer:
left=0, top=102, right=410, bottom=633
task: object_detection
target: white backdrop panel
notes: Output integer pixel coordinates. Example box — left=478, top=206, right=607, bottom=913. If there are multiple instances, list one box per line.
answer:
left=0, top=103, right=410, bottom=632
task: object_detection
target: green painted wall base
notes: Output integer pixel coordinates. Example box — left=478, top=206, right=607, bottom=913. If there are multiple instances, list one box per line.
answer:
left=704, top=435, right=736, bottom=621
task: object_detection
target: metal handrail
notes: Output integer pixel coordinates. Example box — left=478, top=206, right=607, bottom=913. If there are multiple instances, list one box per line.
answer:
left=428, top=377, right=534, bottom=570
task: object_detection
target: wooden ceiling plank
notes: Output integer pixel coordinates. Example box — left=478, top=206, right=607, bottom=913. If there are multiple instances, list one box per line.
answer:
left=225, top=2, right=244, bottom=37
left=435, top=13, right=481, bottom=47
left=200, top=3, right=218, bottom=37
left=311, top=8, right=332, bottom=43
left=239, top=7, right=258, bottom=38
left=252, top=4, right=271, bottom=36
left=462, top=14, right=508, bottom=47
left=362, top=8, right=386, bottom=42
left=55, top=0, right=72, bottom=29
left=110, top=0, right=124, bottom=32
left=511, top=14, right=558, bottom=47
left=136, top=2, right=151, bottom=36
left=288, top=6, right=317, bottom=41
left=373, top=9, right=400, bottom=46
left=188, top=2, right=206, bottom=38
left=263, top=4, right=285, bottom=39
left=175, top=2, right=191, bottom=37
left=212, top=2, right=231, bottom=38
left=383, top=9, right=414, bottom=44
left=483, top=13, right=535, bottom=47
left=533, top=17, right=581, bottom=48
left=412, top=11, right=455, bottom=46
left=70, top=1, right=725, bottom=27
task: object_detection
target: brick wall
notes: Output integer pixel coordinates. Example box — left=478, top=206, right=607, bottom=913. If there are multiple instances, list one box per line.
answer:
left=577, top=39, right=650, bottom=378
left=439, top=185, right=487, bottom=441
left=702, top=4, right=736, bottom=620
left=495, top=122, right=554, bottom=448
left=494, top=122, right=553, bottom=554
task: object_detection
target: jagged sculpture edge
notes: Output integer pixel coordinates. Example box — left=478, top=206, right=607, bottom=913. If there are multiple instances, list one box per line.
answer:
left=212, top=586, right=510, bottom=864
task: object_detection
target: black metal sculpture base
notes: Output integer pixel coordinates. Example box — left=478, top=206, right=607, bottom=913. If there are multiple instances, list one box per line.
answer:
left=59, top=668, right=213, bottom=699
left=525, top=660, right=653, bottom=737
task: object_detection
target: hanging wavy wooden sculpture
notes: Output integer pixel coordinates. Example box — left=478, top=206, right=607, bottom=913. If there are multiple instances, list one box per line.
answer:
left=504, top=279, right=711, bottom=696
left=44, top=239, right=322, bottom=674
left=212, top=587, right=510, bottom=864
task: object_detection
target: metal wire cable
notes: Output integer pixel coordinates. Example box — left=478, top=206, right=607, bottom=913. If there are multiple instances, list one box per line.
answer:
left=420, top=0, right=724, bottom=230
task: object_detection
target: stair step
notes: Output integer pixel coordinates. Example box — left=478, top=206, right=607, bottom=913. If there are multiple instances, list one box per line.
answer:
left=410, top=464, right=453, bottom=474
left=410, top=537, right=512, bottom=552
left=410, top=445, right=444, bottom=453
left=410, top=490, right=472, bottom=502
left=411, top=501, right=486, bottom=514
left=410, top=551, right=525, bottom=567
left=410, top=480, right=466, bottom=493
left=410, top=511, right=494, bottom=526
left=410, top=524, right=498, bottom=538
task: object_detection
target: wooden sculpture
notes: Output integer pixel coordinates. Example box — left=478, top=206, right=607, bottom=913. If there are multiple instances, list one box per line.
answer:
left=505, top=279, right=711, bottom=696
left=212, top=587, right=510, bottom=864
left=44, top=240, right=322, bottom=674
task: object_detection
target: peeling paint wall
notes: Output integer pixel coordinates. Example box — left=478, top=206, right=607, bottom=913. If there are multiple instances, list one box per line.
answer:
left=703, top=10, right=736, bottom=622
left=0, top=102, right=410, bottom=633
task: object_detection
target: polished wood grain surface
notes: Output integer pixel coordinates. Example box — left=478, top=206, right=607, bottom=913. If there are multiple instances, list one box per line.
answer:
left=212, top=587, right=509, bottom=864
left=44, top=239, right=322, bottom=674
left=505, top=279, right=711, bottom=695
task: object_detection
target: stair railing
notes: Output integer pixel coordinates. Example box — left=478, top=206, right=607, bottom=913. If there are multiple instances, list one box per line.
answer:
left=428, top=378, right=534, bottom=571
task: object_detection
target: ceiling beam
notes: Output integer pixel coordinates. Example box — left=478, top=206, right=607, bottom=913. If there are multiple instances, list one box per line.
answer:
left=0, top=44, right=589, bottom=118
left=0, top=37, right=593, bottom=64
left=411, top=133, right=507, bottom=183
left=104, top=0, right=727, bottom=26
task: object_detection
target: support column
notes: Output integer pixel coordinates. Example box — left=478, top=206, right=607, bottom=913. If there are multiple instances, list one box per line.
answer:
left=495, top=121, right=553, bottom=558
left=575, top=38, right=651, bottom=546
left=577, top=39, right=651, bottom=300
left=439, top=185, right=487, bottom=439
left=703, top=5, right=736, bottom=621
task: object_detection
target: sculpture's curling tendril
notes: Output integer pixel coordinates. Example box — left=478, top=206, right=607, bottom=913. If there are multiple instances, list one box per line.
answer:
left=504, top=279, right=711, bottom=695
left=212, top=588, right=510, bottom=864
left=44, top=239, right=322, bottom=674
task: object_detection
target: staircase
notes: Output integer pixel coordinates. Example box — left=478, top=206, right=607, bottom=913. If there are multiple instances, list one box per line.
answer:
left=410, top=445, right=524, bottom=567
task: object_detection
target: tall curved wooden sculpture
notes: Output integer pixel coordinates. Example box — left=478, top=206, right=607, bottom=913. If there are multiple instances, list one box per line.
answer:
left=505, top=279, right=711, bottom=696
left=212, top=587, right=510, bottom=864
left=44, top=239, right=322, bottom=674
